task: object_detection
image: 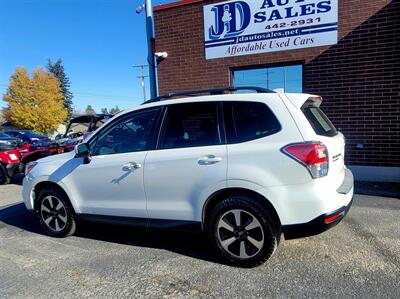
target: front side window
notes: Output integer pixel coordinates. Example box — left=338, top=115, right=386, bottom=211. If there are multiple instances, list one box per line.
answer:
left=92, top=108, right=160, bottom=155
left=159, top=102, right=220, bottom=149
left=223, top=101, right=281, bottom=143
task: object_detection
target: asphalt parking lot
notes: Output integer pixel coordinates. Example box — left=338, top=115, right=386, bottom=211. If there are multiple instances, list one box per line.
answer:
left=0, top=182, right=399, bottom=298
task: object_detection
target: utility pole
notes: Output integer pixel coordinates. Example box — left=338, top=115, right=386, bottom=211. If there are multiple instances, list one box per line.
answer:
left=133, top=64, right=148, bottom=101
left=145, top=0, right=157, bottom=99
left=136, top=0, right=157, bottom=99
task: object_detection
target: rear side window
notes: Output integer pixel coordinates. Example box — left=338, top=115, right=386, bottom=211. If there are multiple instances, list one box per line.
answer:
left=223, top=101, right=281, bottom=143
left=301, top=101, right=337, bottom=137
left=159, top=102, right=221, bottom=149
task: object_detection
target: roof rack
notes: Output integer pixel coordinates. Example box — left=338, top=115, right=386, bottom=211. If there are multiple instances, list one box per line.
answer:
left=142, top=86, right=275, bottom=105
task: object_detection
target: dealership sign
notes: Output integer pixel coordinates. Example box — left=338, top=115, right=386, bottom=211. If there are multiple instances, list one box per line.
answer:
left=203, top=0, right=338, bottom=59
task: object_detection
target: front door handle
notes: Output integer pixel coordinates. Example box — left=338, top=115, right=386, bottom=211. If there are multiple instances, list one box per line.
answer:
left=198, top=155, right=222, bottom=165
left=123, top=161, right=142, bottom=170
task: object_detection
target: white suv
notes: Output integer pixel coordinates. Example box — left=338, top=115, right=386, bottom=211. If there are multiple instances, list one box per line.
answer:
left=23, top=87, right=353, bottom=267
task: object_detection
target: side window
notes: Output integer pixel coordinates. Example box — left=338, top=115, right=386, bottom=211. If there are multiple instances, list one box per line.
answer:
left=223, top=101, right=281, bottom=143
left=159, top=102, right=220, bottom=149
left=92, top=108, right=160, bottom=155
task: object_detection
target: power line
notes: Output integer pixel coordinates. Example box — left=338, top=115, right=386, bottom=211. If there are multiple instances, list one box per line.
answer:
left=0, top=84, right=140, bottom=101
left=132, top=64, right=149, bottom=102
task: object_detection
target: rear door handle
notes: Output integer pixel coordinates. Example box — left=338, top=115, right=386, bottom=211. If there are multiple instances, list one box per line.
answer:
left=198, top=155, right=222, bottom=165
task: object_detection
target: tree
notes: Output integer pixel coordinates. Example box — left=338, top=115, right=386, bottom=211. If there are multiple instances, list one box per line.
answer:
left=3, top=67, right=67, bottom=134
left=72, top=106, right=82, bottom=116
left=47, top=58, right=73, bottom=120
left=109, top=105, right=121, bottom=115
left=100, top=106, right=120, bottom=115
left=85, top=105, right=96, bottom=115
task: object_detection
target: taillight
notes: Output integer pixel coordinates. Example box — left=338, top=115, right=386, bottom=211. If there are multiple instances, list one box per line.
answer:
left=282, top=142, right=329, bottom=179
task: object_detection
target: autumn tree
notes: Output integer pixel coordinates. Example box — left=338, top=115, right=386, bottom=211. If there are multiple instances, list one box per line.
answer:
left=47, top=58, right=74, bottom=120
left=3, top=67, right=68, bottom=134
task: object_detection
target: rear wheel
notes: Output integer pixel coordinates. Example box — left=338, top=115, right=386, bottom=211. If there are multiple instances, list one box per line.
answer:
left=0, top=164, right=11, bottom=185
left=208, top=196, right=280, bottom=267
left=36, top=187, right=76, bottom=237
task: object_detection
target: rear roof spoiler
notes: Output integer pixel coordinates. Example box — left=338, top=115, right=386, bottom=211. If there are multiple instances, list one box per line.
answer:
left=284, top=94, right=323, bottom=109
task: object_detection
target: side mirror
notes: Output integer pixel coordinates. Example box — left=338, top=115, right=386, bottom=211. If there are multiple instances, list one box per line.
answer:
left=75, top=142, right=90, bottom=159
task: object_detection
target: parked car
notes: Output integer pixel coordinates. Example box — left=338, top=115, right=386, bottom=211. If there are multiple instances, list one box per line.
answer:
left=0, top=142, right=23, bottom=184
left=0, top=132, right=24, bottom=149
left=4, top=130, right=50, bottom=145
left=22, top=87, right=353, bottom=267
left=55, top=114, right=113, bottom=146
left=7, top=116, right=113, bottom=168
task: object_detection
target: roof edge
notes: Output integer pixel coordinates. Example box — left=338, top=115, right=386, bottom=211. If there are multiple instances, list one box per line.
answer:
left=154, top=0, right=203, bottom=12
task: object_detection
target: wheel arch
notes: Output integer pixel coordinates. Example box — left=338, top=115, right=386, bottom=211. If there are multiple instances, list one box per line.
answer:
left=32, top=181, right=77, bottom=213
left=202, top=187, right=282, bottom=231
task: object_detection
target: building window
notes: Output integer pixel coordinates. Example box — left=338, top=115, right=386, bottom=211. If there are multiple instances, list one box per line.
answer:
left=232, top=64, right=303, bottom=93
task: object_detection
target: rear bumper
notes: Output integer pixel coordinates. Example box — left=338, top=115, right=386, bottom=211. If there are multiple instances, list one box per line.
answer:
left=282, top=197, right=353, bottom=240
left=256, top=167, right=354, bottom=226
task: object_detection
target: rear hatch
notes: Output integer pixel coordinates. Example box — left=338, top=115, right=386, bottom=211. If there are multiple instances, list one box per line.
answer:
left=300, top=98, right=346, bottom=180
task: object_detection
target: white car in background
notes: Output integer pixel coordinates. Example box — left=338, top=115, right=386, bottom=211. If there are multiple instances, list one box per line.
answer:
left=23, top=86, right=353, bottom=267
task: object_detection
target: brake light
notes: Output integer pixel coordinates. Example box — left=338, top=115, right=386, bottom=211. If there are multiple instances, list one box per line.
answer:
left=282, top=142, right=329, bottom=179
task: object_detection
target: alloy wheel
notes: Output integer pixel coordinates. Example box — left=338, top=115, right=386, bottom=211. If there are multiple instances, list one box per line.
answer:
left=216, top=209, right=264, bottom=259
left=40, top=195, right=68, bottom=232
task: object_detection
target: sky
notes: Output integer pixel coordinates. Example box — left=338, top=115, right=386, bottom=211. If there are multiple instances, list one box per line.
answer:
left=0, top=0, right=174, bottom=113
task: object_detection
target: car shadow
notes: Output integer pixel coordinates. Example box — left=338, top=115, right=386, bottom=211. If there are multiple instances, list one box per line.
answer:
left=0, top=202, right=220, bottom=264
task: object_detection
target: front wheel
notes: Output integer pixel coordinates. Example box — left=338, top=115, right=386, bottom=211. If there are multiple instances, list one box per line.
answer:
left=208, top=196, right=280, bottom=267
left=36, top=187, right=76, bottom=237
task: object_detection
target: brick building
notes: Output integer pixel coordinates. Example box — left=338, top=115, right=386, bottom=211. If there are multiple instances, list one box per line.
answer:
left=153, top=0, right=400, bottom=182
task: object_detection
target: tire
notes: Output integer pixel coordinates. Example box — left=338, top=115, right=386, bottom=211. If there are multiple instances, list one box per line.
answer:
left=0, top=164, right=11, bottom=185
left=36, top=187, right=76, bottom=237
left=208, top=196, right=280, bottom=267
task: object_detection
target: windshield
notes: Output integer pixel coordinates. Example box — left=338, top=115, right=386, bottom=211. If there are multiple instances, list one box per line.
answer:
left=0, top=133, right=11, bottom=138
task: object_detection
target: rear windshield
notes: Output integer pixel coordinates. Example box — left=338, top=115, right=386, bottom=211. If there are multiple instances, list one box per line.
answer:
left=301, top=101, right=337, bottom=137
